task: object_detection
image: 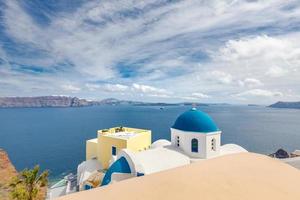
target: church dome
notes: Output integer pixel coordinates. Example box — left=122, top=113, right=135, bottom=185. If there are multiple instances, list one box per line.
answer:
left=172, top=108, right=219, bottom=133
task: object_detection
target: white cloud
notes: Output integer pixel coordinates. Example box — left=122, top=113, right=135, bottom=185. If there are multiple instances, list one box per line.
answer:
left=217, top=35, right=292, bottom=61
left=213, top=35, right=300, bottom=79
left=191, top=92, right=211, bottom=99
left=239, top=78, right=263, bottom=88
left=208, top=71, right=233, bottom=84
left=85, top=83, right=101, bottom=91
left=179, top=92, right=211, bottom=101
left=85, top=82, right=172, bottom=98
left=61, top=84, right=81, bottom=93
left=266, top=66, right=288, bottom=77
left=234, top=89, right=283, bottom=98
left=147, top=93, right=172, bottom=98
left=132, top=83, right=171, bottom=96
left=103, top=84, right=129, bottom=92
left=180, top=96, right=198, bottom=101
left=1, top=0, right=300, bottom=103
left=3, top=1, right=43, bottom=44
left=198, top=34, right=300, bottom=103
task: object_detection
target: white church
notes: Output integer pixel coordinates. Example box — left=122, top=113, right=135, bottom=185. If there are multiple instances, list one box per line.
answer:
left=100, top=108, right=247, bottom=186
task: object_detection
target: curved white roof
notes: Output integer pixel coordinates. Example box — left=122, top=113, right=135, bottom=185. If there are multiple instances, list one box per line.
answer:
left=77, top=159, right=102, bottom=185
left=119, top=147, right=190, bottom=174
left=118, top=143, right=247, bottom=175
left=151, top=139, right=171, bottom=149
left=220, top=144, right=248, bottom=156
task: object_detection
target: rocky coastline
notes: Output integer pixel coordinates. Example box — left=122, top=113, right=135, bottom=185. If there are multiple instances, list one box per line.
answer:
left=0, top=149, right=17, bottom=200
left=0, top=149, right=47, bottom=200
left=269, top=101, right=300, bottom=109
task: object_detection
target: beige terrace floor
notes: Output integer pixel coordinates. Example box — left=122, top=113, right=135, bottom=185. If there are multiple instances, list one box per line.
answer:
left=58, top=152, right=300, bottom=200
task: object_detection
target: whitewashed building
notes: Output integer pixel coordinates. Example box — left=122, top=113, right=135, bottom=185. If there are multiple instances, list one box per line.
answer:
left=101, top=108, right=247, bottom=186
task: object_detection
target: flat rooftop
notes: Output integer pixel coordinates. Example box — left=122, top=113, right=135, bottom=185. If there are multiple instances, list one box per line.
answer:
left=86, top=138, right=98, bottom=143
left=58, top=153, right=300, bottom=200
left=102, top=131, right=138, bottom=140
left=97, top=127, right=150, bottom=140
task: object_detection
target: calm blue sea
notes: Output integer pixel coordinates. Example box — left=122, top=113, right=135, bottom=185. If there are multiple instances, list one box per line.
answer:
left=0, top=105, right=300, bottom=182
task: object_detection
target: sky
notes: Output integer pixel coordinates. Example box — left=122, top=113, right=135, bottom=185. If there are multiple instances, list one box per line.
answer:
left=0, top=0, right=300, bottom=104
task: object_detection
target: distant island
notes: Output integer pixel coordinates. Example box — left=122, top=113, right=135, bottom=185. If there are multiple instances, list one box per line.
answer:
left=0, top=96, right=93, bottom=108
left=269, top=101, right=300, bottom=109
left=0, top=96, right=210, bottom=108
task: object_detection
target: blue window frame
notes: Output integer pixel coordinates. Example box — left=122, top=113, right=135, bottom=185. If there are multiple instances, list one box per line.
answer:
left=112, top=146, right=116, bottom=156
left=137, top=172, right=144, bottom=177
left=191, top=138, right=198, bottom=152
left=84, top=184, right=92, bottom=190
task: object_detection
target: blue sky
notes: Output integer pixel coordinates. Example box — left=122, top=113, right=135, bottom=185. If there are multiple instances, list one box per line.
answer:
left=0, top=0, right=300, bottom=104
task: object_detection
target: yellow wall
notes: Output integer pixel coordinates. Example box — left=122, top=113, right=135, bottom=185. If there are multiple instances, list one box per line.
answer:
left=86, top=139, right=98, bottom=160
left=98, top=135, right=127, bottom=169
left=86, top=127, right=152, bottom=169
left=127, top=131, right=152, bottom=152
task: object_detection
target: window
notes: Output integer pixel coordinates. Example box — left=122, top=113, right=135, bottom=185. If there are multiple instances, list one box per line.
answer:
left=176, top=136, right=180, bottom=147
left=137, top=172, right=145, bottom=177
left=191, top=138, right=198, bottom=152
left=112, top=146, right=117, bottom=156
left=84, top=184, right=92, bottom=190
left=211, top=138, right=216, bottom=151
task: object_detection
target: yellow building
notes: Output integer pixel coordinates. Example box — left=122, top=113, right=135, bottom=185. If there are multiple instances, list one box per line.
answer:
left=86, top=127, right=151, bottom=169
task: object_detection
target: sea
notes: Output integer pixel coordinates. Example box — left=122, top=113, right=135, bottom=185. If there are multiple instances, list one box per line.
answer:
left=0, top=105, right=300, bottom=182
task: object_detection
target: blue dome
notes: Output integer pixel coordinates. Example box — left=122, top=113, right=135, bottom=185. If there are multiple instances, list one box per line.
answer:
left=172, top=108, right=219, bottom=133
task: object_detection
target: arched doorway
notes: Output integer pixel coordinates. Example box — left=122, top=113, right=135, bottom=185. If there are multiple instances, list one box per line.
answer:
left=191, top=138, right=198, bottom=153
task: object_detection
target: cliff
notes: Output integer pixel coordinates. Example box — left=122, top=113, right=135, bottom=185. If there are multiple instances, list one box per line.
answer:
left=0, top=96, right=92, bottom=108
left=0, top=149, right=18, bottom=200
left=0, top=149, right=47, bottom=200
left=0, top=96, right=211, bottom=108
left=269, top=101, right=300, bottom=109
